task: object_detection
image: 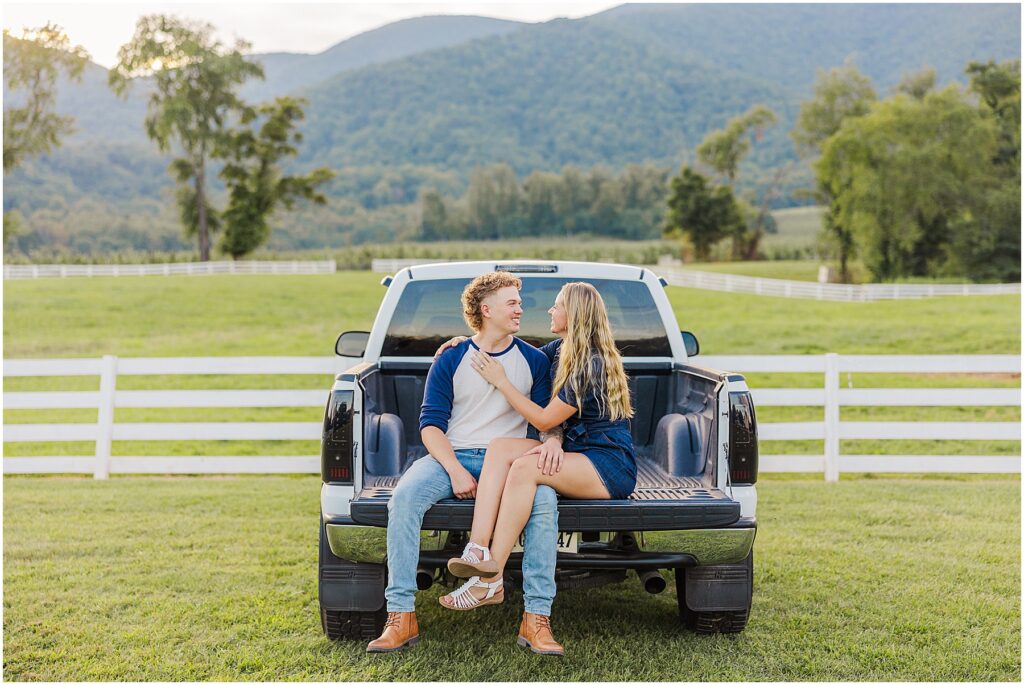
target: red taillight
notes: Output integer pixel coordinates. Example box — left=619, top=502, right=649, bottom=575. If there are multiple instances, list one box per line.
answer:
left=322, top=389, right=355, bottom=485
left=728, top=391, right=758, bottom=485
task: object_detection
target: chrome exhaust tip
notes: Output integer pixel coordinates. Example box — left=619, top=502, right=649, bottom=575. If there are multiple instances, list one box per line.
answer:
left=416, top=567, right=434, bottom=590
left=639, top=569, right=666, bottom=594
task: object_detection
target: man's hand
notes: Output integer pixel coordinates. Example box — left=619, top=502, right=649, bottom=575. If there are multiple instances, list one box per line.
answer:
left=525, top=436, right=564, bottom=476
left=449, top=465, right=478, bottom=499
left=433, top=336, right=469, bottom=359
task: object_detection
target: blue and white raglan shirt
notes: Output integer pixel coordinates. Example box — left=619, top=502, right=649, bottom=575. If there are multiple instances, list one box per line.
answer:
left=419, top=338, right=552, bottom=450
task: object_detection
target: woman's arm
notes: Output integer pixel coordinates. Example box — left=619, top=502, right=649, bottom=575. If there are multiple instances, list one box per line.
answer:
left=471, top=351, right=576, bottom=431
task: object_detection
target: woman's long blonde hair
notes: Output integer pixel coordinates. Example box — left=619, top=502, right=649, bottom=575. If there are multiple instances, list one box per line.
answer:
left=552, top=282, right=633, bottom=421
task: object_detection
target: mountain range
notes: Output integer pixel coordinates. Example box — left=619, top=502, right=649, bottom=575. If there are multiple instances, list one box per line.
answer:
left=4, top=3, right=1020, bottom=254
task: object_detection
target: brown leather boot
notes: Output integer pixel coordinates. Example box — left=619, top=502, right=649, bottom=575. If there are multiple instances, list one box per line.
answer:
left=367, top=611, right=420, bottom=653
left=517, top=612, right=564, bottom=656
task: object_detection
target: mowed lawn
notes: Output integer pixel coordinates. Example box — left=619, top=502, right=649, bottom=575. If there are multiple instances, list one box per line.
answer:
left=3, top=475, right=1018, bottom=681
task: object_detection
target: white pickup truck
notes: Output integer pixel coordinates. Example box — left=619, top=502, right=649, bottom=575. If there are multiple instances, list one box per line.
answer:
left=318, top=261, right=759, bottom=639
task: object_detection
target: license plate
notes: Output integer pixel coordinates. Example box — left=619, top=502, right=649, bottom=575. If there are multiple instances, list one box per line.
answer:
left=511, top=531, right=578, bottom=554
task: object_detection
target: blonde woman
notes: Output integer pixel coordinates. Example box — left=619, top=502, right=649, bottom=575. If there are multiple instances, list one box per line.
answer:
left=440, top=282, right=636, bottom=652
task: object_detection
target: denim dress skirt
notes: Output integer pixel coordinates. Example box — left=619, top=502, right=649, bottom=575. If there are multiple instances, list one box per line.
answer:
left=563, top=420, right=638, bottom=500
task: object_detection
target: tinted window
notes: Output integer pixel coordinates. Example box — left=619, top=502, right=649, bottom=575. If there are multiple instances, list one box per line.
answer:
left=382, top=277, right=671, bottom=356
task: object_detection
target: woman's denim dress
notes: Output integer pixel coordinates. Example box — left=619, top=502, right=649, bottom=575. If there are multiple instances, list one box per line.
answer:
left=540, top=340, right=637, bottom=499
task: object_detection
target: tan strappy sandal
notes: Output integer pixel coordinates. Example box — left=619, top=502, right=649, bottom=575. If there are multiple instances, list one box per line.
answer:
left=439, top=575, right=505, bottom=611
left=447, top=541, right=501, bottom=578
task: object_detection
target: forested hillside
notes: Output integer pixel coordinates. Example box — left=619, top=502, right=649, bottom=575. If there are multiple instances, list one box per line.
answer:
left=4, top=3, right=1019, bottom=255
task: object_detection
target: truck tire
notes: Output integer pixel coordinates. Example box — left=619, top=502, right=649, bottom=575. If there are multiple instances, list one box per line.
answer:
left=319, top=517, right=387, bottom=641
left=676, top=551, right=753, bottom=634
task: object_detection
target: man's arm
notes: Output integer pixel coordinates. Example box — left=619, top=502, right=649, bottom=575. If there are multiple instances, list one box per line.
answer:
left=419, top=347, right=477, bottom=499
left=420, top=426, right=477, bottom=499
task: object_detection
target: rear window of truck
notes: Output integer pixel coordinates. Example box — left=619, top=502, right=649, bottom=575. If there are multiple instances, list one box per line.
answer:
left=382, top=277, right=672, bottom=356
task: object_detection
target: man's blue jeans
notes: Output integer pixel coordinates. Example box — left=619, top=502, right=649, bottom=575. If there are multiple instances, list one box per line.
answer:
left=384, top=448, right=558, bottom=616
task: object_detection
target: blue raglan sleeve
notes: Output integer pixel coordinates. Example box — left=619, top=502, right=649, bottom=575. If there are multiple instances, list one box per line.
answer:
left=418, top=348, right=460, bottom=433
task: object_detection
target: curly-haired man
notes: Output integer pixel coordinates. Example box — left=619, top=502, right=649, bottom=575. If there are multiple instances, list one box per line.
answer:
left=368, top=271, right=561, bottom=654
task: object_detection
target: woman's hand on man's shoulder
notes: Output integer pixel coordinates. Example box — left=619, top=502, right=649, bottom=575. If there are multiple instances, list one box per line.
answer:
left=434, top=336, right=469, bottom=359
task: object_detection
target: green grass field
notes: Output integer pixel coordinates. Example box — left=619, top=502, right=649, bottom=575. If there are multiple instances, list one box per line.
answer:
left=3, top=475, right=1018, bottom=681
left=4, top=272, right=1019, bottom=357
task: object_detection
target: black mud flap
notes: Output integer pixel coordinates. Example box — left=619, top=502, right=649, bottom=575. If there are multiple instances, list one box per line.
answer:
left=684, top=553, right=753, bottom=612
left=319, top=520, right=386, bottom=612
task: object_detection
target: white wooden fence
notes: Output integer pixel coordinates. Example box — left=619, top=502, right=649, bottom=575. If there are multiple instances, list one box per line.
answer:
left=3, top=355, right=1019, bottom=481
left=658, top=267, right=1021, bottom=301
left=3, top=260, right=337, bottom=279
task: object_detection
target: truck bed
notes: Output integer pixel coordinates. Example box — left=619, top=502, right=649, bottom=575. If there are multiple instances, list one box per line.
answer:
left=349, top=456, right=740, bottom=531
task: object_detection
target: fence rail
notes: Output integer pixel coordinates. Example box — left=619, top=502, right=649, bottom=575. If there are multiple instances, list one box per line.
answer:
left=3, top=260, right=337, bottom=279
left=659, top=267, right=1021, bottom=301
left=3, top=354, right=1020, bottom=480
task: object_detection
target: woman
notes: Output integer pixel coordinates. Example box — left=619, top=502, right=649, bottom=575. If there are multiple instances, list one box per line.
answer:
left=439, top=281, right=636, bottom=616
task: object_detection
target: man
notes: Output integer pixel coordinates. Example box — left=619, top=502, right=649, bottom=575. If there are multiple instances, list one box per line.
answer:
left=368, top=271, right=563, bottom=655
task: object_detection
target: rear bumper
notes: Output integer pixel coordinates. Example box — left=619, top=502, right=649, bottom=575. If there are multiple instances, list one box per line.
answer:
left=324, top=516, right=756, bottom=567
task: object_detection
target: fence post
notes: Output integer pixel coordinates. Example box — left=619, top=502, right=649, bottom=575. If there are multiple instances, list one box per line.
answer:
left=824, top=353, right=840, bottom=482
left=94, top=355, right=118, bottom=479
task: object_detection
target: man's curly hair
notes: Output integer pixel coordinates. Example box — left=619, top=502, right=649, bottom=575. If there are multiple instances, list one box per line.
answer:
left=461, top=271, right=522, bottom=332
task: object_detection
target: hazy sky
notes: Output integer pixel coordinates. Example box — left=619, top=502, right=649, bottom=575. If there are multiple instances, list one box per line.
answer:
left=2, top=1, right=623, bottom=68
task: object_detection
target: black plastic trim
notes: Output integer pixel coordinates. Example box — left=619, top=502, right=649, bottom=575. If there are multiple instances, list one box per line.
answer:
left=349, top=497, right=740, bottom=531
left=378, top=360, right=432, bottom=371
left=673, top=363, right=725, bottom=383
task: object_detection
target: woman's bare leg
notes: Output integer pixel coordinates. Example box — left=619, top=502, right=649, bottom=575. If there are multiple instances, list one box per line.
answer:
left=468, top=438, right=539, bottom=548
left=484, top=452, right=609, bottom=578
left=440, top=438, right=539, bottom=608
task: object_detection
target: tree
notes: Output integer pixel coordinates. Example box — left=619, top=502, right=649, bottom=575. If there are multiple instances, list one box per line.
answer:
left=695, top=105, right=777, bottom=258
left=417, top=189, right=448, bottom=241
left=893, top=66, right=936, bottom=100
left=792, top=62, right=877, bottom=281
left=817, top=86, right=1000, bottom=280
left=465, top=166, right=498, bottom=239
left=3, top=24, right=89, bottom=247
left=109, top=15, right=264, bottom=260
left=967, top=59, right=1021, bottom=168
left=792, top=62, right=877, bottom=156
left=696, top=105, right=777, bottom=184
left=217, top=98, right=334, bottom=258
left=523, top=171, right=560, bottom=234
left=953, top=60, right=1022, bottom=280
left=553, top=166, right=592, bottom=237
left=489, top=163, right=524, bottom=238
left=3, top=24, right=89, bottom=172
left=664, top=166, right=743, bottom=261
